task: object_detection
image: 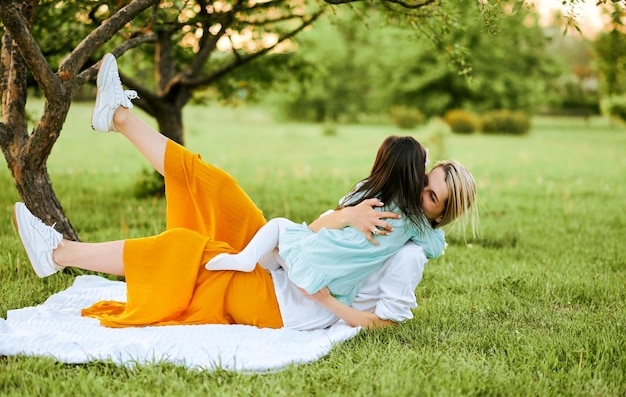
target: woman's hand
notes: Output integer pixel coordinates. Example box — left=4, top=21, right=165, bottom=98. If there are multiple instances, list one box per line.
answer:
left=340, top=198, right=400, bottom=245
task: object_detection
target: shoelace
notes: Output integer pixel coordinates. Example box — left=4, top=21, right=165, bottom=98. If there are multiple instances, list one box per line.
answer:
left=107, top=70, right=140, bottom=104
left=124, top=90, right=139, bottom=100
left=30, top=218, right=63, bottom=251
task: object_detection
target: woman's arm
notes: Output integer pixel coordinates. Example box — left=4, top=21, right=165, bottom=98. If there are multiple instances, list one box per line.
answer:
left=308, top=198, right=400, bottom=246
left=300, top=287, right=394, bottom=329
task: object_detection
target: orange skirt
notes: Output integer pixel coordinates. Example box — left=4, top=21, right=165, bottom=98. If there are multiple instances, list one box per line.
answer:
left=81, top=140, right=284, bottom=328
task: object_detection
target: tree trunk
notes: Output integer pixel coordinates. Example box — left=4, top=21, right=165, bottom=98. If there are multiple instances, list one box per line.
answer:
left=154, top=100, right=184, bottom=145
left=11, top=162, right=79, bottom=241
left=151, top=30, right=186, bottom=145
left=0, top=1, right=79, bottom=240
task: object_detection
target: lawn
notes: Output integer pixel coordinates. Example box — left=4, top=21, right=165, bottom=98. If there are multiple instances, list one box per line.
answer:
left=1, top=102, right=625, bottom=396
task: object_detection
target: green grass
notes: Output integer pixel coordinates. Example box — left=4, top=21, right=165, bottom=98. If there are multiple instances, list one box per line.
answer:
left=1, top=103, right=625, bottom=396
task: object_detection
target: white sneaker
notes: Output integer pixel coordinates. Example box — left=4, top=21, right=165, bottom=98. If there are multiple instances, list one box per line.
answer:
left=91, top=53, right=139, bottom=132
left=13, top=202, right=64, bottom=278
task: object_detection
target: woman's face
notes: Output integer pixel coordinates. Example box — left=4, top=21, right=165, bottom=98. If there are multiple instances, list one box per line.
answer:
left=422, top=166, right=448, bottom=223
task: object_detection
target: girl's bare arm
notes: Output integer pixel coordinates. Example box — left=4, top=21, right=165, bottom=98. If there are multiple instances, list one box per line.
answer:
left=300, top=287, right=394, bottom=329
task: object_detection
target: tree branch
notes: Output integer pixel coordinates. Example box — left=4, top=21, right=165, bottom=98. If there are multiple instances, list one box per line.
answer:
left=186, top=10, right=325, bottom=88
left=73, top=32, right=158, bottom=90
left=0, top=0, right=59, bottom=99
left=245, top=0, right=297, bottom=12
left=323, top=0, right=437, bottom=8
left=59, top=0, right=159, bottom=77
left=184, top=2, right=240, bottom=83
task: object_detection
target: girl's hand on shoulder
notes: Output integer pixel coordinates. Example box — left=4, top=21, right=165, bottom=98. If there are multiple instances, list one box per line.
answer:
left=342, top=198, right=400, bottom=245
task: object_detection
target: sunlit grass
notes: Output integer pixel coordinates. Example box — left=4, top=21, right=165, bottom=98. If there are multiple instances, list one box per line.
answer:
left=1, top=102, right=625, bottom=396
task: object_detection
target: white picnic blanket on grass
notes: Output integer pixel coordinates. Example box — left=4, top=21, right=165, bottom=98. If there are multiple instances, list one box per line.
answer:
left=0, top=275, right=360, bottom=372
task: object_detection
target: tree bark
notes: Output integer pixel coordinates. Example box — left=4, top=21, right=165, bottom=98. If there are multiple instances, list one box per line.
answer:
left=0, top=0, right=79, bottom=240
left=153, top=98, right=186, bottom=144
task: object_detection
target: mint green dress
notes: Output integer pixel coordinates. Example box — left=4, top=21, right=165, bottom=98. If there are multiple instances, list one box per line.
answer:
left=278, top=203, right=445, bottom=305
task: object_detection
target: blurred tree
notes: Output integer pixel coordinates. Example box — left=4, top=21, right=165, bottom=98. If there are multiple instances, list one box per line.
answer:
left=393, top=0, right=565, bottom=116
left=593, top=4, right=626, bottom=97
left=272, top=0, right=563, bottom=122
left=268, top=8, right=399, bottom=123
left=540, top=28, right=597, bottom=116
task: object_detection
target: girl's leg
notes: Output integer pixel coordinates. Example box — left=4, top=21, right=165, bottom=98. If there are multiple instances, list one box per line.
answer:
left=205, top=218, right=292, bottom=272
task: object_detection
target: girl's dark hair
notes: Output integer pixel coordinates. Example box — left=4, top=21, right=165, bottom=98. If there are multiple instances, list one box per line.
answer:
left=338, top=135, right=428, bottom=231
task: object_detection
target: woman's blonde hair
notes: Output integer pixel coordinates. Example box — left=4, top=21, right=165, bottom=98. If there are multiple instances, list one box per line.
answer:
left=432, top=160, right=479, bottom=238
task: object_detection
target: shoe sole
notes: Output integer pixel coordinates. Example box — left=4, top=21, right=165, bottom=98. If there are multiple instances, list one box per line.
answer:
left=13, top=203, right=41, bottom=277
left=91, top=54, right=116, bottom=132
left=13, top=203, right=43, bottom=277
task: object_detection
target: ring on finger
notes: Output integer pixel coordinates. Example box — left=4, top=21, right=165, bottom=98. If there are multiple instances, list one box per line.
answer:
left=372, top=228, right=378, bottom=235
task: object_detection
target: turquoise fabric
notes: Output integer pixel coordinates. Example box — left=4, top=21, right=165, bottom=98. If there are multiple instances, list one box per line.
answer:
left=279, top=205, right=445, bottom=305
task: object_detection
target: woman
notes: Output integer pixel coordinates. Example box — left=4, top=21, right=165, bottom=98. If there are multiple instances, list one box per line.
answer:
left=13, top=54, right=477, bottom=330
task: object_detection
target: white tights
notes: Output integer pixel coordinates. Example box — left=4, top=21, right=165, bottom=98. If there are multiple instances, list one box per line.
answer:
left=205, top=217, right=294, bottom=272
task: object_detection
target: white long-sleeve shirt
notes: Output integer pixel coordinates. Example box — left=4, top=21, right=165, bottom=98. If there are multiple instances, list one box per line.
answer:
left=271, top=242, right=428, bottom=330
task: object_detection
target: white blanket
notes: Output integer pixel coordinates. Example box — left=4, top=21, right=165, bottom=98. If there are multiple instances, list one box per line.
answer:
left=0, top=275, right=359, bottom=372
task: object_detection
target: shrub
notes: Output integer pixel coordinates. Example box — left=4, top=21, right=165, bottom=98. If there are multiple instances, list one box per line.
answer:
left=421, top=118, right=451, bottom=161
left=133, top=168, right=165, bottom=198
left=322, top=122, right=338, bottom=136
left=390, top=106, right=425, bottom=130
left=444, top=109, right=480, bottom=134
left=601, top=95, right=626, bottom=123
left=481, top=110, right=531, bottom=135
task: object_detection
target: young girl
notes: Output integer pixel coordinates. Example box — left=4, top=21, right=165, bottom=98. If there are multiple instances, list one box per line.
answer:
left=206, top=135, right=445, bottom=305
